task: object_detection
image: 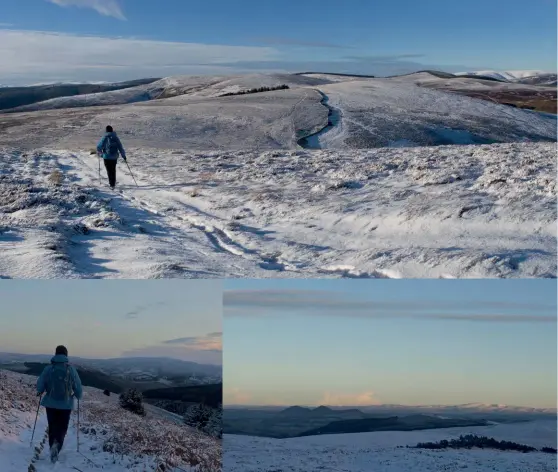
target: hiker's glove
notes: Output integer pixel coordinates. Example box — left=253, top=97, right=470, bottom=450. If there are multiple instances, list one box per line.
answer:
left=122, top=157, right=127, bottom=162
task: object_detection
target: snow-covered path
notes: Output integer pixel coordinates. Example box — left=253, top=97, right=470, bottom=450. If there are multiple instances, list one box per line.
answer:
left=1, top=142, right=555, bottom=279
left=25, top=411, right=134, bottom=472
left=0, top=371, right=221, bottom=471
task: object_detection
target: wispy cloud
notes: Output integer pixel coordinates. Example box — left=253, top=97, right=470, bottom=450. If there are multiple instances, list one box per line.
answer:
left=343, top=53, right=427, bottom=62
left=253, top=37, right=354, bottom=49
left=46, top=0, right=126, bottom=20
left=224, top=290, right=556, bottom=323
left=0, top=23, right=13, bottom=28
left=162, top=332, right=222, bottom=351
left=120, top=332, right=222, bottom=364
left=0, top=30, right=279, bottom=85
left=320, top=391, right=381, bottom=407
left=224, top=388, right=253, bottom=405
left=124, top=301, right=168, bottom=319
left=121, top=344, right=222, bottom=364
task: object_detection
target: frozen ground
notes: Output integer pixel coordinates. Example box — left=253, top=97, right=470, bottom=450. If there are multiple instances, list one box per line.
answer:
left=223, top=420, right=557, bottom=472
left=0, top=142, right=555, bottom=279
left=307, top=80, right=556, bottom=148
left=0, top=370, right=221, bottom=472
left=455, top=70, right=549, bottom=81
left=0, top=73, right=555, bottom=279
left=4, top=73, right=334, bottom=113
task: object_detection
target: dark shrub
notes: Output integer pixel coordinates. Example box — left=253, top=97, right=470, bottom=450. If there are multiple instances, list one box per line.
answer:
left=119, top=388, right=145, bottom=416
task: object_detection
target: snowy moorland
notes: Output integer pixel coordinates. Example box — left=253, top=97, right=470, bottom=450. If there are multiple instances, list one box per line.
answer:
left=223, top=419, right=557, bottom=472
left=455, top=70, right=555, bottom=83
left=0, top=141, right=555, bottom=279
left=0, top=72, right=555, bottom=279
left=0, top=370, right=221, bottom=472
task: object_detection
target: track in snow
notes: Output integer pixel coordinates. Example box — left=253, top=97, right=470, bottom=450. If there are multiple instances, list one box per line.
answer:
left=0, top=142, right=555, bottom=279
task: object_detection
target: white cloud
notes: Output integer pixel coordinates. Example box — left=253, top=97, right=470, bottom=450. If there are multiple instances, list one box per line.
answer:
left=320, top=391, right=381, bottom=407
left=0, top=29, right=280, bottom=85
left=47, top=0, right=126, bottom=20
left=224, top=388, right=253, bottom=405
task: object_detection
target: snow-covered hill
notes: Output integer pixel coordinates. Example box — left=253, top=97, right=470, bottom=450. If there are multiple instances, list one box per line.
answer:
left=0, top=141, right=555, bottom=279
left=4, top=74, right=333, bottom=113
left=0, top=72, right=555, bottom=279
left=0, top=370, right=221, bottom=471
left=360, top=403, right=557, bottom=417
left=456, top=70, right=550, bottom=81
left=0, top=76, right=554, bottom=152
left=224, top=420, right=557, bottom=471
left=302, top=79, right=555, bottom=148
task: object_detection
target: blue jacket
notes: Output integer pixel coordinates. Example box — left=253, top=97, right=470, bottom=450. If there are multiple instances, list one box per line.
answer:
left=97, top=132, right=126, bottom=160
left=37, top=355, right=83, bottom=410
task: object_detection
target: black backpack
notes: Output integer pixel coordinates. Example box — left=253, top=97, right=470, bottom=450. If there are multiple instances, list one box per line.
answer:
left=105, top=134, right=119, bottom=155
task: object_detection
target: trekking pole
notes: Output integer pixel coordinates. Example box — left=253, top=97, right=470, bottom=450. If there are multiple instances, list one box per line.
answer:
left=77, top=399, right=80, bottom=453
left=124, top=160, right=139, bottom=187
left=98, top=155, right=102, bottom=185
left=30, top=394, right=42, bottom=447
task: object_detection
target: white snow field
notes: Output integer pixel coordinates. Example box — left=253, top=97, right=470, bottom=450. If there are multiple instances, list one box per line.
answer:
left=223, top=420, right=557, bottom=472
left=0, top=73, right=556, bottom=279
left=0, top=370, right=221, bottom=472
left=0, top=140, right=555, bottom=279
left=455, top=70, right=550, bottom=81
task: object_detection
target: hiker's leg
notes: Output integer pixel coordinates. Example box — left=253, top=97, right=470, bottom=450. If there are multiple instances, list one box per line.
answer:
left=45, top=408, right=56, bottom=448
left=103, top=159, right=116, bottom=187
left=57, top=409, right=72, bottom=451
left=109, top=160, right=117, bottom=187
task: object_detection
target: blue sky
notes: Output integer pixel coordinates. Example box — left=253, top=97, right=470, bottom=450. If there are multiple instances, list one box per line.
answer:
left=223, top=280, right=556, bottom=408
left=0, top=0, right=555, bottom=84
left=0, top=280, right=222, bottom=364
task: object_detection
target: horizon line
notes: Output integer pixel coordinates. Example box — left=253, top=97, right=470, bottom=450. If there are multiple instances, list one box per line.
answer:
left=224, top=402, right=558, bottom=411
left=0, top=351, right=222, bottom=366
left=1, top=68, right=555, bottom=88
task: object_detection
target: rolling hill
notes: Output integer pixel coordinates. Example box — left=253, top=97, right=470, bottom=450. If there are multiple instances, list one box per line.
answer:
left=0, top=78, right=160, bottom=111
left=0, top=369, right=220, bottom=471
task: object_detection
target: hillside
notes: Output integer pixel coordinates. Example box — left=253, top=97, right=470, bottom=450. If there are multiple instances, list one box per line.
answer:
left=0, top=79, right=160, bottom=111
left=2, top=363, right=126, bottom=393
left=0, top=354, right=222, bottom=383
left=0, top=72, right=555, bottom=279
left=143, top=384, right=223, bottom=411
left=456, top=70, right=551, bottom=82
left=0, top=370, right=221, bottom=471
left=224, top=406, right=490, bottom=439
left=0, top=140, right=555, bottom=279
left=297, top=415, right=489, bottom=437
left=224, top=419, right=557, bottom=472
left=2, top=73, right=333, bottom=113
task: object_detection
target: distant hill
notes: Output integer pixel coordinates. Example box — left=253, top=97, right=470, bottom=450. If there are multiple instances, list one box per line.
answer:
left=143, top=384, right=222, bottom=413
left=0, top=353, right=221, bottom=379
left=297, top=415, right=489, bottom=437
left=223, top=403, right=555, bottom=439
left=3, top=362, right=126, bottom=393
left=0, top=78, right=160, bottom=111
left=276, top=405, right=366, bottom=419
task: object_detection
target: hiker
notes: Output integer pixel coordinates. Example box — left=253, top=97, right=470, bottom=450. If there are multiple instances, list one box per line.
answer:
left=37, top=345, right=83, bottom=463
left=96, top=125, right=127, bottom=189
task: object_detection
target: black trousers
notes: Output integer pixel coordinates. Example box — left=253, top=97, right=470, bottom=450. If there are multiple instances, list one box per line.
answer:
left=46, top=407, right=72, bottom=450
left=103, top=159, right=117, bottom=188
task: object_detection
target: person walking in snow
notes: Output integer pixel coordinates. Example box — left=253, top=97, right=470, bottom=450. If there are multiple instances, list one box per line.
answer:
left=96, top=125, right=127, bottom=189
left=37, top=345, right=83, bottom=463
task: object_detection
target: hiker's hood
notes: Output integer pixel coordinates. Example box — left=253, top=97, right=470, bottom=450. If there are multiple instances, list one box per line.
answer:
left=51, top=354, right=69, bottom=364
left=105, top=131, right=117, bottom=137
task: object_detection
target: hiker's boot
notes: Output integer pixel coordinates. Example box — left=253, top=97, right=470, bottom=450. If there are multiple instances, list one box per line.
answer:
left=50, top=441, right=59, bottom=463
